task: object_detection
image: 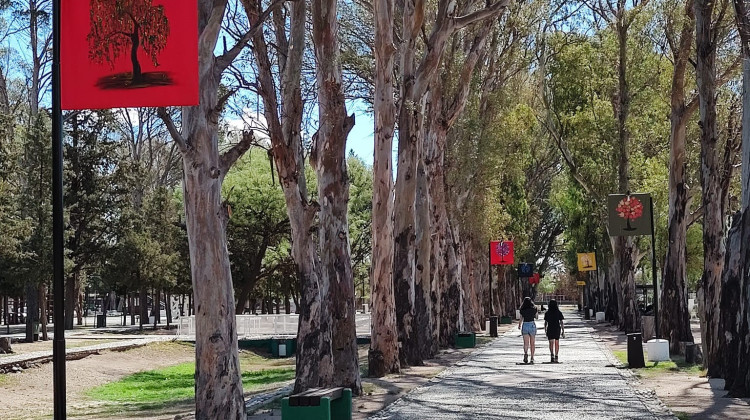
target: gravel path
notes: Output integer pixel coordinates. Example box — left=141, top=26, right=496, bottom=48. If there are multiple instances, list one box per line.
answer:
left=370, top=312, right=675, bottom=420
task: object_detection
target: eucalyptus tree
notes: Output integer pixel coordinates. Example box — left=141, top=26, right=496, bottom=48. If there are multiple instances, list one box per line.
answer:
left=719, top=0, right=750, bottom=396
left=369, top=0, right=400, bottom=377
left=155, top=0, right=275, bottom=415
left=391, top=0, right=508, bottom=367
left=310, top=0, right=362, bottom=392
left=694, top=0, right=730, bottom=376
left=659, top=0, right=698, bottom=354
left=236, top=0, right=327, bottom=392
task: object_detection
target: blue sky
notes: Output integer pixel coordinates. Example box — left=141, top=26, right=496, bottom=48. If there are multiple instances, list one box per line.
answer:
left=346, top=100, right=376, bottom=165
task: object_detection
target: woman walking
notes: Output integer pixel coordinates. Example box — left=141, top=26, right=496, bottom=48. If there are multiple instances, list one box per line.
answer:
left=517, top=297, right=538, bottom=363
left=544, top=299, right=565, bottom=363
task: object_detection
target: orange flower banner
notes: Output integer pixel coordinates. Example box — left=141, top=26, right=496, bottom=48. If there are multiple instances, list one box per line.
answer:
left=607, top=193, right=653, bottom=236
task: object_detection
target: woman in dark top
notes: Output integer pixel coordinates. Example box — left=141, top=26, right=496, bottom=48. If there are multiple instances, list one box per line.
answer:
left=544, top=299, right=565, bottom=363
left=517, top=297, right=538, bottom=363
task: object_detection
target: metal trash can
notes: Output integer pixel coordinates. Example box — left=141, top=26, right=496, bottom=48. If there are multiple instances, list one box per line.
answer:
left=627, top=333, right=645, bottom=368
left=32, top=322, right=40, bottom=341
left=96, top=314, right=107, bottom=328
left=489, top=316, right=498, bottom=337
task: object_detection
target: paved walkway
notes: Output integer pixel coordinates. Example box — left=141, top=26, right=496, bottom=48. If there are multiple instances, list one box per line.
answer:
left=370, top=312, right=674, bottom=420
left=0, top=336, right=173, bottom=369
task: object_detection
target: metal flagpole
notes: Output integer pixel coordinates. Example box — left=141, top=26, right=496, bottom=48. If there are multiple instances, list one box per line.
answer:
left=52, top=0, right=66, bottom=418
left=649, top=196, right=659, bottom=340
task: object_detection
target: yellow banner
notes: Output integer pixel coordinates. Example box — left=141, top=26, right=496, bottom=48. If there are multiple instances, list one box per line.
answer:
left=577, top=252, right=597, bottom=272
left=576, top=281, right=586, bottom=286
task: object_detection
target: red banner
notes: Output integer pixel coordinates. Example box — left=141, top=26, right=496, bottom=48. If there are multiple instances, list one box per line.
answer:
left=529, top=273, right=540, bottom=284
left=489, top=241, right=514, bottom=265
left=61, top=0, right=199, bottom=110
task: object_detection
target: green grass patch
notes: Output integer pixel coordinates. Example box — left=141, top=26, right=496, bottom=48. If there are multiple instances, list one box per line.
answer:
left=675, top=412, right=691, bottom=420
left=87, top=362, right=294, bottom=407
left=0, top=373, right=12, bottom=386
left=612, top=350, right=705, bottom=377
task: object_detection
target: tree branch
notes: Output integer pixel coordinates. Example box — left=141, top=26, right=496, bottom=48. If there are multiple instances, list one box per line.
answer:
left=536, top=113, right=595, bottom=197
left=454, top=0, right=511, bottom=30
left=156, top=107, right=187, bottom=153
left=220, top=130, right=256, bottom=173
left=687, top=205, right=704, bottom=227
left=215, top=0, right=287, bottom=73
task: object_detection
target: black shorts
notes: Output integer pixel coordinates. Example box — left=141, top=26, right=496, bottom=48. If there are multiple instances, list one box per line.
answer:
left=546, top=328, right=561, bottom=340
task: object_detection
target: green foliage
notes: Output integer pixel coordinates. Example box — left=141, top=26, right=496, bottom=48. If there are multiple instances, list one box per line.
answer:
left=346, top=153, right=373, bottom=302
left=87, top=363, right=294, bottom=406
left=224, top=148, right=290, bottom=309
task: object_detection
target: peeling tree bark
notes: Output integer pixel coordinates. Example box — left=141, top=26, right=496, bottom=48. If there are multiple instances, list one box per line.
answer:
left=722, top=0, right=750, bottom=396
left=661, top=1, right=696, bottom=353
left=368, top=0, right=401, bottom=378
left=393, top=0, right=509, bottom=365
left=311, top=0, right=362, bottom=394
left=695, top=0, right=726, bottom=377
left=239, top=0, right=329, bottom=392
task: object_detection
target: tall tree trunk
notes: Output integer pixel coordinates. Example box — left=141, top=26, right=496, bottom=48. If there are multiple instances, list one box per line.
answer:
left=139, top=287, right=148, bottom=330
left=695, top=0, right=725, bottom=376
left=241, top=0, right=330, bottom=392
left=64, top=271, right=76, bottom=330
left=661, top=2, right=696, bottom=352
left=129, top=293, right=135, bottom=326
left=441, top=219, right=464, bottom=346
left=722, top=3, right=750, bottom=395
left=415, top=152, right=435, bottom=358
left=311, top=0, right=361, bottom=393
left=368, top=0, right=400, bottom=379
left=24, top=282, right=38, bottom=342
left=614, top=15, right=639, bottom=334
left=392, top=0, right=424, bottom=367
left=39, top=285, right=48, bottom=340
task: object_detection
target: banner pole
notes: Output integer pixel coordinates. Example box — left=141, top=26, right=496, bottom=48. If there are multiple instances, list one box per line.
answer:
left=52, top=0, right=66, bottom=418
left=649, top=196, right=659, bottom=340
left=488, top=242, right=493, bottom=316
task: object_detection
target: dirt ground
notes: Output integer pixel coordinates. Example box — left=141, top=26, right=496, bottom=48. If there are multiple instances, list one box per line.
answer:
left=590, top=319, right=750, bottom=420
left=0, top=341, right=196, bottom=420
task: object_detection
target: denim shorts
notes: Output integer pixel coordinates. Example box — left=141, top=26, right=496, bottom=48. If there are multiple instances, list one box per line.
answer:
left=521, top=321, right=537, bottom=336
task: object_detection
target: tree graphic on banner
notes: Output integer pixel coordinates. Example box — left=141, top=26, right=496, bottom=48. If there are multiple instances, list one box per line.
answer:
left=615, top=196, right=644, bottom=231
left=88, top=0, right=171, bottom=89
left=496, top=241, right=510, bottom=263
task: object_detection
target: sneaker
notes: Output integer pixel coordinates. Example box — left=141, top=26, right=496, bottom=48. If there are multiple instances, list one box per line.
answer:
left=554, top=355, right=558, bottom=363
left=523, top=353, right=528, bottom=364
left=551, top=355, right=555, bottom=363
left=530, top=357, right=534, bottom=364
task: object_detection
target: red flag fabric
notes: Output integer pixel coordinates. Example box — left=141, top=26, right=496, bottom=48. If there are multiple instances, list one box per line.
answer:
left=61, top=0, right=198, bottom=110
left=530, top=273, right=540, bottom=284
left=489, top=241, right=514, bottom=265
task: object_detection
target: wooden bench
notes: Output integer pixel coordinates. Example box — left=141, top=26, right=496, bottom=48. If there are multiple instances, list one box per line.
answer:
left=281, top=387, right=352, bottom=420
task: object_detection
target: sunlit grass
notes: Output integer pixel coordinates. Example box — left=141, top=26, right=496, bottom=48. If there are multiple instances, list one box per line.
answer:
left=87, top=361, right=295, bottom=408
left=612, top=350, right=705, bottom=377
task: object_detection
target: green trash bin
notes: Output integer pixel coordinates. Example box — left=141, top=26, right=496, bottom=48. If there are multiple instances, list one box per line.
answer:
left=500, top=316, right=512, bottom=324
left=455, top=331, right=476, bottom=348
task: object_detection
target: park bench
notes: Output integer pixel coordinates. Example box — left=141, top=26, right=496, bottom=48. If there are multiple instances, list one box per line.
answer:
left=281, top=387, right=352, bottom=420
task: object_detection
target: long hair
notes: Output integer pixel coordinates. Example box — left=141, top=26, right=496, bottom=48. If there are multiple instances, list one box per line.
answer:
left=520, top=296, right=535, bottom=310
left=548, top=299, right=561, bottom=314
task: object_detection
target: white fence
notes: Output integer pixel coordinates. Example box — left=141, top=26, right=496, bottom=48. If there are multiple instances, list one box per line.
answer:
left=177, top=313, right=372, bottom=338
